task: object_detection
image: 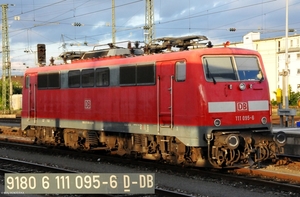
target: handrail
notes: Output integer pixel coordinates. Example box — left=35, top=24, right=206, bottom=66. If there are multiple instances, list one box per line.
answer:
left=170, top=75, right=174, bottom=129
left=34, top=84, right=36, bottom=123
left=157, top=76, right=160, bottom=133
left=28, top=84, right=30, bottom=120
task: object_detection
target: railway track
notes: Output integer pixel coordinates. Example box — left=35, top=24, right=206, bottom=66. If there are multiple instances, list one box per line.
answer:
left=0, top=120, right=299, bottom=196
left=1, top=141, right=300, bottom=196
left=0, top=156, right=77, bottom=174
left=0, top=117, right=21, bottom=124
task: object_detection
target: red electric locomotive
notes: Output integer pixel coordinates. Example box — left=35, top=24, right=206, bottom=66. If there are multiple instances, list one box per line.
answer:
left=20, top=36, right=286, bottom=168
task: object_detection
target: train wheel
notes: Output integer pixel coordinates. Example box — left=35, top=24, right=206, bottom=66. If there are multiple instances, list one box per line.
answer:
left=216, top=148, right=226, bottom=166
left=225, top=149, right=235, bottom=166
left=255, top=145, right=269, bottom=162
left=116, top=137, right=132, bottom=156
left=232, top=149, right=241, bottom=164
left=226, top=149, right=241, bottom=166
left=267, top=142, right=276, bottom=158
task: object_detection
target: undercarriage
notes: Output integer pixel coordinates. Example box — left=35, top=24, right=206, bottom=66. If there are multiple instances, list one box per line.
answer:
left=0, top=126, right=286, bottom=168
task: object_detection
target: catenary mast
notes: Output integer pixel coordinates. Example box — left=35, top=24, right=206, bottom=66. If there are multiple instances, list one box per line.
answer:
left=144, top=0, right=155, bottom=45
left=112, top=0, right=116, bottom=44
left=1, top=4, right=12, bottom=114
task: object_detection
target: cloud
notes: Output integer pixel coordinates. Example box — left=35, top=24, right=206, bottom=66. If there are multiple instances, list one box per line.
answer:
left=91, top=21, right=107, bottom=31
left=125, top=14, right=144, bottom=27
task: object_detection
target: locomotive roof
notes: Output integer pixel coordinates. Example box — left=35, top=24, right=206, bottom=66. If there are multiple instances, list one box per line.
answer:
left=25, top=46, right=261, bottom=74
left=25, top=36, right=262, bottom=74
left=58, top=35, right=209, bottom=62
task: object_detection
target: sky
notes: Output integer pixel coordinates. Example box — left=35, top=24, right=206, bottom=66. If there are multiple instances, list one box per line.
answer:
left=1, top=0, right=300, bottom=75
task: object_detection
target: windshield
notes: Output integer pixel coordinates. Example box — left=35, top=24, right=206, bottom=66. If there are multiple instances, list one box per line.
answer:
left=203, top=56, right=263, bottom=82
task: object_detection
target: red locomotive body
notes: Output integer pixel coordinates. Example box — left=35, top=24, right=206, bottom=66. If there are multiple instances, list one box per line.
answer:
left=20, top=40, right=285, bottom=168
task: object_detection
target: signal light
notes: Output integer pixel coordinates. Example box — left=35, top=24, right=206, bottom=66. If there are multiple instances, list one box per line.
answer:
left=276, top=88, right=282, bottom=103
left=37, top=44, right=46, bottom=64
left=229, top=28, right=236, bottom=31
left=72, top=22, right=83, bottom=26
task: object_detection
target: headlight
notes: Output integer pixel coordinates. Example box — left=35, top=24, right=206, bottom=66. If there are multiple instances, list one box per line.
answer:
left=239, top=83, right=246, bottom=91
left=214, top=119, right=221, bottom=127
left=261, top=117, right=267, bottom=124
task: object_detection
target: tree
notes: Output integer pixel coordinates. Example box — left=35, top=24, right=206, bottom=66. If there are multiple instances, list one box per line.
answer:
left=0, top=80, right=23, bottom=110
left=272, top=85, right=300, bottom=107
left=289, top=90, right=300, bottom=106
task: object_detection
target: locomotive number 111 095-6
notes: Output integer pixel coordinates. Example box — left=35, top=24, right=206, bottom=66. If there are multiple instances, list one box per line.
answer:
left=235, top=115, right=255, bottom=121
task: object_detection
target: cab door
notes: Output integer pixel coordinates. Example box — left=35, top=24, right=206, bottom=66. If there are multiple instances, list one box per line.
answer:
left=157, top=62, right=174, bottom=130
left=26, top=73, right=37, bottom=122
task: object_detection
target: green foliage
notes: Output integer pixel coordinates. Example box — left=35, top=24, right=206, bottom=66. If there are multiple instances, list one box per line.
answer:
left=0, top=81, right=22, bottom=96
left=289, top=90, right=300, bottom=106
left=0, top=80, right=23, bottom=110
left=272, top=86, right=300, bottom=106
left=12, top=81, right=22, bottom=94
left=271, top=99, right=278, bottom=106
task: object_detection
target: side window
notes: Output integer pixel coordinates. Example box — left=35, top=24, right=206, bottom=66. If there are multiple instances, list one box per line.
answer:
left=175, top=61, right=186, bottom=82
left=120, top=66, right=136, bottom=85
left=25, top=75, right=30, bottom=89
left=37, top=73, right=48, bottom=89
left=48, top=72, right=60, bottom=88
left=95, top=68, right=109, bottom=87
left=137, top=64, right=155, bottom=84
left=37, top=72, right=60, bottom=89
left=82, top=69, right=94, bottom=87
left=120, top=64, right=155, bottom=86
left=68, top=70, right=80, bottom=88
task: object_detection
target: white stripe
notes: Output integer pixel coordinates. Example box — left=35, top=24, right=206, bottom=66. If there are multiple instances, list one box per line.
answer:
left=248, top=100, right=269, bottom=111
left=208, top=102, right=236, bottom=113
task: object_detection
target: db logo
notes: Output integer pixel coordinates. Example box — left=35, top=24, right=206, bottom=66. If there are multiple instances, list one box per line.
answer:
left=237, top=102, right=248, bottom=111
left=84, top=99, right=91, bottom=110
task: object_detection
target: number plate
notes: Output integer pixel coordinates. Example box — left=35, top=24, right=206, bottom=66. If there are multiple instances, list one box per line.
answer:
left=4, top=173, right=155, bottom=194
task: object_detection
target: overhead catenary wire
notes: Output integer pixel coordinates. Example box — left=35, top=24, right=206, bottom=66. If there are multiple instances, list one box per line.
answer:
left=6, top=0, right=144, bottom=45
left=1, top=0, right=299, bottom=68
left=4, top=0, right=296, bottom=44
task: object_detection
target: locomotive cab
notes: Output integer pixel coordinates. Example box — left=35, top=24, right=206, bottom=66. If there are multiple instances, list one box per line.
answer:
left=199, top=49, right=285, bottom=167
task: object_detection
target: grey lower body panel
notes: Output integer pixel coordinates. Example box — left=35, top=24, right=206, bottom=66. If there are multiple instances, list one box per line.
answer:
left=22, top=118, right=271, bottom=147
left=21, top=118, right=206, bottom=146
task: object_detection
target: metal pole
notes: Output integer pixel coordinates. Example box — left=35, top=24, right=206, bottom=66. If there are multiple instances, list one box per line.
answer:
left=112, top=0, right=116, bottom=44
left=274, top=0, right=295, bottom=127
left=1, top=4, right=12, bottom=114
left=284, top=0, right=289, bottom=126
left=284, top=0, right=289, bottom=109
left=144, top=0, right=155, bottom=45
